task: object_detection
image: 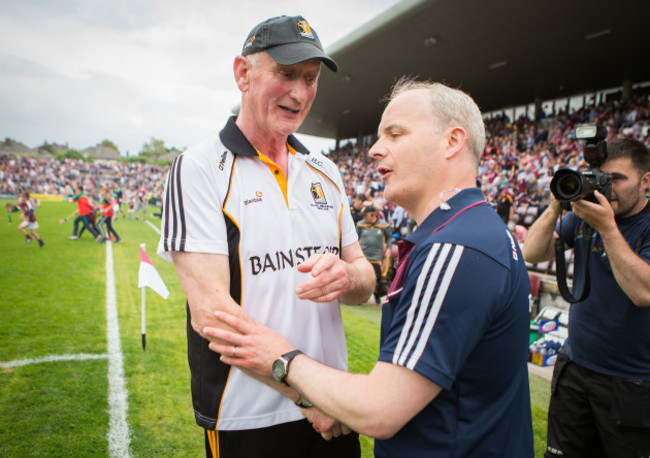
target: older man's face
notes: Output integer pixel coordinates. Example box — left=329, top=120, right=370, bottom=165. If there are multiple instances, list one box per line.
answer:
left=244, top=52, right=321, bottom=139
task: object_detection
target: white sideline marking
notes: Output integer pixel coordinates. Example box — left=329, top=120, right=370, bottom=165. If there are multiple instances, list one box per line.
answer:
left=105, top=241, right=132, bottom=457
left=0, top=353, right=108, bottom=369
left=145, top=219, right=161, bottom=234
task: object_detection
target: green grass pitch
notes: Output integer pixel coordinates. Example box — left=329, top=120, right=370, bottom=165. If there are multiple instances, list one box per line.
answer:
left=0, top=199, right=549, bottom=457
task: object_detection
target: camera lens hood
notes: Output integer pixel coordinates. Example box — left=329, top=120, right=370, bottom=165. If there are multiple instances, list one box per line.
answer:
left=550, top=168, right=584, bottom=202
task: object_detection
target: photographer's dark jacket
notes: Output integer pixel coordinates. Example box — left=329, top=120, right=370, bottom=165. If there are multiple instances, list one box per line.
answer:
left=557, top=201, right=650, bottom=380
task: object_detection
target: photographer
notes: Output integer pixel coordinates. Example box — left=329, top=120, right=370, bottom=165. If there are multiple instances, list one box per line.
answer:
left=523, top=137, right=650, bottom=458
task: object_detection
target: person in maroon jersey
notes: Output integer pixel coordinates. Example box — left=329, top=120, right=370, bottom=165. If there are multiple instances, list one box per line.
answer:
left=16, top=191, right=44, bottom=247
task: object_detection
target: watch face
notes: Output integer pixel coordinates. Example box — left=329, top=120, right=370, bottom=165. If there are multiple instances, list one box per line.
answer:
left=272, top=358, right=286, bottom=382
left=296, top=396, right=313, bottom=408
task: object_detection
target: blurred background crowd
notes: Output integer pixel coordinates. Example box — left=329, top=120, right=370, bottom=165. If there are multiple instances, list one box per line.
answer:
left=2, top=89, right=649, bottom=238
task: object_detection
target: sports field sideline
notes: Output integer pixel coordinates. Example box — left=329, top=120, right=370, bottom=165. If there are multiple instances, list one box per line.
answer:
left=0, top=199, right=551, bottom=457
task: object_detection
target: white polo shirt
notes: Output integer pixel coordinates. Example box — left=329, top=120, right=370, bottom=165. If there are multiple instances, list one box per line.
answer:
left=158, top=116, right=358, bottom=430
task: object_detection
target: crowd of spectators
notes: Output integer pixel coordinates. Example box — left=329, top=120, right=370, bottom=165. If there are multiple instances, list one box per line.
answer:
left=2, top=89, right=648, bottom=239
left=0, top=156, right=167, bottom=210
left=328, top=90, right=650, bottom=240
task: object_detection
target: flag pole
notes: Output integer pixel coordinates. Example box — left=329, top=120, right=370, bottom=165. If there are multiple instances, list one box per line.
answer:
left=141, top=286, right=146, bottom=351
left=141, top=243, right=146, bottom=351
left=138, top=242, right=169, bottom=351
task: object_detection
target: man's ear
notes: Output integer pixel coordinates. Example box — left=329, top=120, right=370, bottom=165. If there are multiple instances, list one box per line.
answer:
left=444, top=126, right=468, bottom=159
left=641, top=171, right=650, bottom=194
left=233, top=56, right=251, bottom=92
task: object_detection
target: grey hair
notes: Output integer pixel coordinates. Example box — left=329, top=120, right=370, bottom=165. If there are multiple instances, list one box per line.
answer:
left=245, top=52, right=261, bottom=68
left=389, top=76, right=486, bottom=163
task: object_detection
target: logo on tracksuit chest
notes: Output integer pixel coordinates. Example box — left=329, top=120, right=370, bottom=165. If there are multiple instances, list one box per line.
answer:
left=310, top=182, right=333, bottom=211
left=311, top=183, right=327, bottom=204
left=244, top=190, right=263, bottom=206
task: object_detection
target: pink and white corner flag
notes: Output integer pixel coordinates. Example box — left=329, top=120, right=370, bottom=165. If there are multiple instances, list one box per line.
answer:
left=138, top=245, right=169, bottom=299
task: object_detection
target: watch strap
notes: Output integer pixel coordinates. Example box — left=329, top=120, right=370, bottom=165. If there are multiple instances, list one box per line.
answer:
left=282, top=349, right=303, bottom=363
left=278, top=349, right=303, bottom=386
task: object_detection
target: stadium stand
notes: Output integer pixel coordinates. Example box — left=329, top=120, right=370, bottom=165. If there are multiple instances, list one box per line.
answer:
left=2, top=84, right=648, bottom=234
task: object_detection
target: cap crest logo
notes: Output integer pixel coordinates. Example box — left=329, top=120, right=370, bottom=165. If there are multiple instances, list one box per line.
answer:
left=297, top=20, right=314, bottom=39
left=244, top=35, right=255, bottom=49
left=244, top=35, right=257, bottom=48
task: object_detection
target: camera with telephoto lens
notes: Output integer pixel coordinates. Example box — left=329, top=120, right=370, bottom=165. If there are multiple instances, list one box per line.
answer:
left=550, top=123, right=612, bottom=205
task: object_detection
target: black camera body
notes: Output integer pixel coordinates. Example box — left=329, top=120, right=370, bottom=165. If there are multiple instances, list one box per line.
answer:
left=550, top=123, right=612, bottom=205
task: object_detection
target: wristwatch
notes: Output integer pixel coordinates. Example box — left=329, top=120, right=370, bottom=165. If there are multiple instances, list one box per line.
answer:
left=272, top=349, right=304, bottom=386
left=295, top=396, right=313, bottom=408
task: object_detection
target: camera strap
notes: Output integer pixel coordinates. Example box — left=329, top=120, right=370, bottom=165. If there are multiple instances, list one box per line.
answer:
left=554, top=224, right=592, bottom=304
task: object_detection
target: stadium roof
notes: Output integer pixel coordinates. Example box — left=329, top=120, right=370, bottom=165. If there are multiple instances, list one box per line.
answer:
left=83, top=145, right=121, bottom=161
left=298, top=0, right=650, bottom=141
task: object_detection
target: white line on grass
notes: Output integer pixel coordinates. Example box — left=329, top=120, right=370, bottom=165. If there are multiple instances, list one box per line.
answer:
left=105, top=241, right=132, bottom=458
left=145, top=219, right=161, bottom=234
left=0, top=353, right=108, bottom=369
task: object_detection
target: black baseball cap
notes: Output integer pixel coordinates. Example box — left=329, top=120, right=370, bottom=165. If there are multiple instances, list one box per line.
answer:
left=241, top=15, right=338, bottom=72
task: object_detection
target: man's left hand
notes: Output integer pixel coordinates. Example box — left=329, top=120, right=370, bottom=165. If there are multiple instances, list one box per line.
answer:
left=571, top=190, right=617, bottom=235
left=295, top=253, right=350, bottom=302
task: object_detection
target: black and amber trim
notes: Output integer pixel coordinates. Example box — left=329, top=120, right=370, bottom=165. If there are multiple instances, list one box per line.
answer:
left=163, top=154, right=187, bottom=252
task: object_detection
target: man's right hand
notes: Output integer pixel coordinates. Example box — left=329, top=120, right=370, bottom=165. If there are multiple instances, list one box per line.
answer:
left=302, top=407, right=352, bottom=440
